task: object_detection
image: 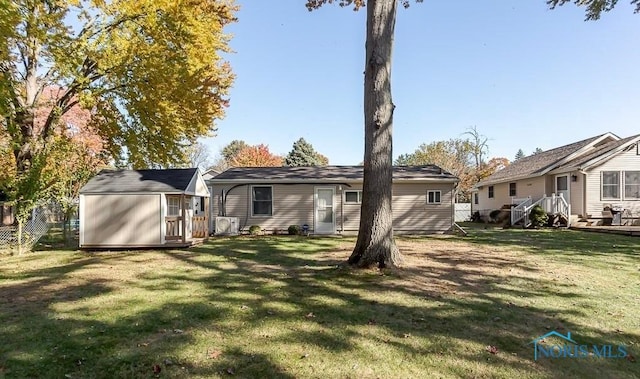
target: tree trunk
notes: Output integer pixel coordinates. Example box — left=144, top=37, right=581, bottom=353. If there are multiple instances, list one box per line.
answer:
left=348, top=0, right=401, bottom=269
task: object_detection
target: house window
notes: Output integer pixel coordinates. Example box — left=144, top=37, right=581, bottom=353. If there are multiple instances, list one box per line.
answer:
left=427, top=190, right=441, bottom=204
left=167, top=196, right=181, bottom=216
left=624, top=171, right=640, bottom=199
left=601, top=171, right=620, bottom=199
left=474, top=193, right=478, bottom=205
left=488, top=186, right=494, bottom=198
left=509, top=183, right=516, bottom=197
left=252, top=186, right=273, bottom=216
left=344, top=190, right=362, bottom=204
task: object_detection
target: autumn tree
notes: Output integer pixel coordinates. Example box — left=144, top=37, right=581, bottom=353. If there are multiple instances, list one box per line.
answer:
left=396, top=139, right=475, bottom=201
left=231, top=144, right=283, bottom=167
left=284, top=138, right=329, bottom=166
left=0, top=0, right=237, bottom=230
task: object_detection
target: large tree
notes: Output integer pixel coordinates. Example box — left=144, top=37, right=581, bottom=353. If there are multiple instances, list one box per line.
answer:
left=547, top=0, right=640, bottom=20
left=0, top=0, right=236, bottom=222
left=284, top=137, right=329, bottom=166
left=307, top=0, right=413, bottom=268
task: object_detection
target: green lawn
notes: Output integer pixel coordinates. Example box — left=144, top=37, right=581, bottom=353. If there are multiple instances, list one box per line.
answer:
left=0, top=227, right=638, bottom=378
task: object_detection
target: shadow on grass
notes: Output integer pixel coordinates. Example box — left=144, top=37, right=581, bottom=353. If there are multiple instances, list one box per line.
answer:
left=0, top=233, right=638, bottom=378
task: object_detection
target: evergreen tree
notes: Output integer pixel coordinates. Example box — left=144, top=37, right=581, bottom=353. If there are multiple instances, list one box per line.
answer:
left=514, top=149, right=525, bottom=161
left=284, top=138, right=328, bottom=166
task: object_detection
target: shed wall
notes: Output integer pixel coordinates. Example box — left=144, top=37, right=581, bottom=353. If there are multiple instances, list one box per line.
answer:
left=81, top=194, right=162, bottom=246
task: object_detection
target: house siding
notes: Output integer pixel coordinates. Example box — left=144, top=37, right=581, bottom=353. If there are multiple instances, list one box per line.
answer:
left=476, top=176, right=547, bottom=213
left=212, top=182, right=455, bottom=234
left=584, top=146, right=640, bottom=217
left=392, top=183, right=454, bottom=233
left=80, top=194, right=162, bottom=246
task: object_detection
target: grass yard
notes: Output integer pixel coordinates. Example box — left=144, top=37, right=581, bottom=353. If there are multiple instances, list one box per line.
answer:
left=0, top=226, right=639, bottom=378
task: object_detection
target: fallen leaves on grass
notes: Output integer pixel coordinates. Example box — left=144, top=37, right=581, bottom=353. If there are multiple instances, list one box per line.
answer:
left=208, top=350, right=223, bottom=359
left=486, top=345, right=499, bottom=355
left=626, top=354, right=636, bottom=363
left=152, top=364, right=162, bottom=374
left=367, top=319, right=377, bottom=325
left=305, top=312, right=315, bottom=318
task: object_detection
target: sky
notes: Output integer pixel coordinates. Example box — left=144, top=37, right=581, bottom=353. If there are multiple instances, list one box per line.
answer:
left=202, top=0, right=640, bottom=165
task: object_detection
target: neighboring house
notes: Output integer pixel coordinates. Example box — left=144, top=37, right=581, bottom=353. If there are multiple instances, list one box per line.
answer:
left=474, top=132, right=640, bottom=226
left=79, top=168, right=210, bottom=248
left=207, top=165, right=459, bottom=235
left=202, top=168, right=220, bottom=233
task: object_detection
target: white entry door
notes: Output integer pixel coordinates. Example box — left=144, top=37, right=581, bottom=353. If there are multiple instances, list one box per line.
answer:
left=314, top=188, right=335, bottom=234
left=555, top=175, right=570, bottom=203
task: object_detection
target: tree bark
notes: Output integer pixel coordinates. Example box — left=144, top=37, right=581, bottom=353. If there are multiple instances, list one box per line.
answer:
left=348, top=0, right=401, bottom=269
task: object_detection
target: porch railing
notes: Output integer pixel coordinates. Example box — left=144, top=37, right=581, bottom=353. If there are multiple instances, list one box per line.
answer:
left=511, top=194, right=571, bottom=227
left=165, top=216, right=183, bottom=240
left=192, top=216, right=207, bottom=238
left=511, top=196, right=532, bottom=226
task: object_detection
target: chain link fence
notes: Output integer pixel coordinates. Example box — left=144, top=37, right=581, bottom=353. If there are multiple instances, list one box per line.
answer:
left=0, top=208, right=51, bottom=253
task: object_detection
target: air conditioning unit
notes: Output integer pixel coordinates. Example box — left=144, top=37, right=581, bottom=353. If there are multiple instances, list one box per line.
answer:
left=215, top=216, right=239, bottom=235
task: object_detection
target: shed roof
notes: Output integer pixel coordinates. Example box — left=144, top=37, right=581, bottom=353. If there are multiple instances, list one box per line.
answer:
left=80, top=168, right=200, bottom=194
left=210, top=165, right=458, bottom=182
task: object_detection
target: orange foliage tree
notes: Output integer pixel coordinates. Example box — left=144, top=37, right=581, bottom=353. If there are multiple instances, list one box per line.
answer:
left=231, top=144, right=283, bottom=167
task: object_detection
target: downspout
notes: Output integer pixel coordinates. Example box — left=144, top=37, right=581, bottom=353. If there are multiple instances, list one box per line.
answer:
left=340, top=185, right=344, bottom=234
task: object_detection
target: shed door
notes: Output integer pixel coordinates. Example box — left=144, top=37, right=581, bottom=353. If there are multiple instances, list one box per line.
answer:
left=314, top=188, right=335, bottom=234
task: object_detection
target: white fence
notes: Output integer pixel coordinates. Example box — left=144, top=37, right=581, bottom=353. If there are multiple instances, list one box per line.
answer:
left=454, top=203, right=472, bottom=222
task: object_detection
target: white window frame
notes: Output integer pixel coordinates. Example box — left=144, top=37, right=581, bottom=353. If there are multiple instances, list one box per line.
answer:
left=344, top=190, right=362, bottom=204
left=509, top=182, right=517, bottom=197
left=624, top=171, right=640, bottom=200
left=601, top=171, right=621, bottom=200
left=167, top=196, right=181, bottom=216
left=251, top=185, right=273, bottom=217
left=427, top=190, right=441, bottom=204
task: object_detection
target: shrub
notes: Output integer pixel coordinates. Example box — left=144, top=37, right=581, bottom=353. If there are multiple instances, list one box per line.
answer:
left=248, top=225, right=262, bottom=235
left=529, top=205, right=548, bottom=228
left=287, top=225, right=301, bottom=235
left=489, top=210, right=501, bottom=222
left=471, top=211, right=482, bottom=222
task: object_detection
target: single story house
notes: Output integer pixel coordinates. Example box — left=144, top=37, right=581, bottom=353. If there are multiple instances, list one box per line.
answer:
left=207, top=165, right=459, bottom=235
left=79, top=168, right=210, bottom=248
left=473, top=132, right=640, bottom=226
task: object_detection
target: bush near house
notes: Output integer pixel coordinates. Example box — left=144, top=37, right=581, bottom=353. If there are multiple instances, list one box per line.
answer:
left=529, top=205, right=548, bottom=228
left=248, top=225, right=262, bottom=235
left=287, top=224, right=301, bottom=235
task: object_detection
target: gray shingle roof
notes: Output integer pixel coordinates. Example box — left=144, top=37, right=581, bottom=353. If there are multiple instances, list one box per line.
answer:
left=80, top=168, right=198, bottom=193
left=555, top=134, right=640, bottom=170
left=211, top=165, right=458, bottom=182
left=478, top=134, right=611, bottom=185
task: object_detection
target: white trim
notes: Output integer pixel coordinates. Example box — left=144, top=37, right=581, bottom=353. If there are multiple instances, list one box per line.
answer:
left=623, top=170, right=640, bottom=200
left=344, top=190, right=362, bottom=204
left=79, top=194, right=85, bottom=247
left=314, top=187, right=336, bottom=234
left=555, top=174, right=571, bottom=204
left=601, top=171, right=621, bottom=201
left=426, top=190, right=442, bottom=204
left=250, top=185, right=273, bottom=217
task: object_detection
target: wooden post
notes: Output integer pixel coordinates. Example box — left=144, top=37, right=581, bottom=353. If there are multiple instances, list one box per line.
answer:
left=181, top=194, right=186, bottom=244
left=204, top=196, right=210, bottom=241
